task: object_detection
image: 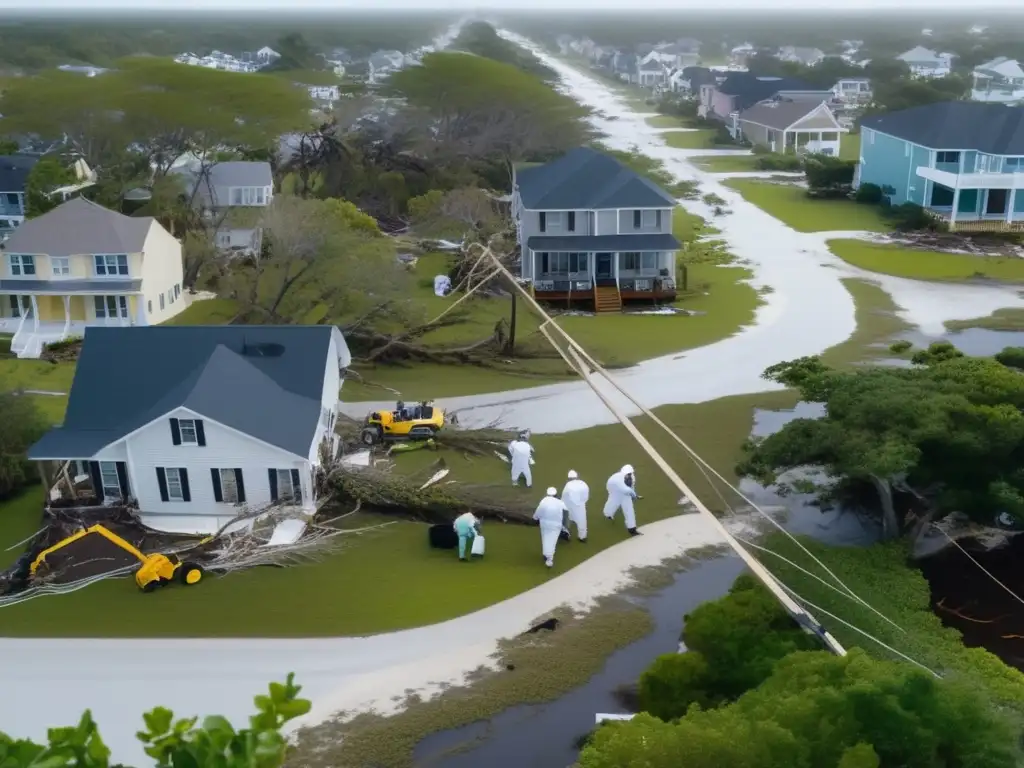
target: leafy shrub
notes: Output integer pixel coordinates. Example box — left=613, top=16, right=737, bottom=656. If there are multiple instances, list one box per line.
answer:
left=0, top=393, right=47, bottom=500
left=854, top=182, right=883, bottom=204
left=805, top=155, right=856, bottom=190
left=884, top=202, right=936, bottom=231
left=754, top=154, right=803, bottom=172
left=995, top=346, right=1024, bottom=370
left=888, top=339, right=913, bottom=354
left=911, top=340, right=964, bottom=366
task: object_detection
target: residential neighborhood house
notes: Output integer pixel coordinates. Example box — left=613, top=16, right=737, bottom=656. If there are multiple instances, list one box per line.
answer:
left=699, top=73, right=832, bottom=122
left=0, top=154, right=37, bottom=239
left=637, top=58, right=669, bottom=88
left=733, top=99, right=847, bottom=155
left=831, top=77, right=872, bottom=104
left=0, top=197, right=187, bottom=358
left=897, top=46, right=955, bottom=79
left=173, top=160, right=273, bottom=256
left=512, top=147, right=682, bottom=312
left=27, top=324, right=352, bottom=535
left=857, top=101, right=1024, bottom=231
left=777, top=46, right=826, bottom=66
left=971, top=57, right=1024, bottom=104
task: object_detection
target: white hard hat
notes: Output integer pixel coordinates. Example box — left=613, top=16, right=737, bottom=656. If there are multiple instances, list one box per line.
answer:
left=567, top=470, right=578, bottom=479
left=546, top=487, right=558, bottom=496
left=622, top=464, right=635, bottom=475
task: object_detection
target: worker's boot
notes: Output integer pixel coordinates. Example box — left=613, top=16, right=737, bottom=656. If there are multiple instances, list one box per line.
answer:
left=628, top=528, right=642, bottom=537
left=579, top=537, right=587, bottom=543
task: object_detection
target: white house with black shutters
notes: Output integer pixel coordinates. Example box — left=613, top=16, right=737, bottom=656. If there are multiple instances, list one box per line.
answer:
left=29, top=324, right=351, bottom=534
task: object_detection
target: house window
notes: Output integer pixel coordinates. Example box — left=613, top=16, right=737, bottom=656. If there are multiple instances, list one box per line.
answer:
left=94, top=295, right=128, bottom=319
left=217, top=231, right=231, bottom=247
left=160, top=294, right=165, bottom=310
left=8, top=295, right=30, bottom=317
left=271, top=468, right=302, bottom=503
left=621, top=252, right=657, bottom=271
left=175, top=284, right=181, bottom=298
left=4, top=193, right=18, bottom=206
left=542, top=252, right=587, bottom=275
left=622, top=252, right=641, bottom=270
left=212, top=468, right=245, bottom=503
left=8, top=254, right=35, bottom=276
left=94, top=254, right=129, bottom=276
left=178, top=419, right=198, bottom=444
left=165, top=468, right=186, bottom=501
left=936, top=151, right=960, bottom=164
left=231, top=187, right=267, bottom=205
left=231, top=188, right=243, bottom=205
left=99, top=461, right=121, bottom=498
left=52, top=257, right=70, bottom=276
left=640, top=210, right=661, bottom=228
left=545, top=212, right=564, bottom=230
left=567, top=211, right=576, bottom=232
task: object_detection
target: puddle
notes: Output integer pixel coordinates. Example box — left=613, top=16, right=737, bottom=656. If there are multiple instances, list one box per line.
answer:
left=901, top=328, right=1024, bottom=357
left=413, top=557, right=746, bottom=768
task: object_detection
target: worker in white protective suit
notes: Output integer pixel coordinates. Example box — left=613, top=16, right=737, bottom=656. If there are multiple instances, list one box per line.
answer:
left=453, top=511, right=480, bottom=561
left=603, top=464, right=642, bottom=536
left=508, top=431, right=535, bottom=488
left=534, top=487, right=567, bottom=567
left=562, top=469, right=590, bottom=543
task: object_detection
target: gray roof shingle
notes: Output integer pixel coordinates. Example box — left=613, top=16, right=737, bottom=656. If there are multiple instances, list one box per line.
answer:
left=0, top=154, right=38, bottom=194
left=526, top=233, right=682, bottom=252
left=516, top=147, right=678, bottom=210
left=861, top=102, right=1024, bottom=154
left=739, top=100, right=829, bottom=131
left=1, top=197, right=153, bottom=256
left=28, top=325, right=338, bottom=460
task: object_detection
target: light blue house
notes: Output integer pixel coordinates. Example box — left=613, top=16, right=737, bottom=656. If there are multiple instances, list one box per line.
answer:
left=858, top=102, right=1024, bottom=231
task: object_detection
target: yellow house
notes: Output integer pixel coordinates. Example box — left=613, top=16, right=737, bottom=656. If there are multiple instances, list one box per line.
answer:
left=0, top=197, right=186, bottom=357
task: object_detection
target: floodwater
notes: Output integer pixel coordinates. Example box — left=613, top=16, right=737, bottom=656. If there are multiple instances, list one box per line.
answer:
left=905, top=327, right=1024, bottom=358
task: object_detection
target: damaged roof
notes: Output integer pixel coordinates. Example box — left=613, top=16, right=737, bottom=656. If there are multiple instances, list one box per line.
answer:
left=29, top=325, right=342, bottom=460
left=515, top=147, right=678, bottom=210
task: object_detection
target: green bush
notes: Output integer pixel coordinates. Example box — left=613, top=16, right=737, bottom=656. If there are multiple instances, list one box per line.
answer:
left=995, top=346, right=1024, bottom=370
left=754, top=154, right=803, bottom=172
left=0, top=392, right=47, bottom=500
left=854, top=182, right=883, bottom=204
left=884, top=202, right=935, bottom=232
left=888, top=339, right=913, bottom=354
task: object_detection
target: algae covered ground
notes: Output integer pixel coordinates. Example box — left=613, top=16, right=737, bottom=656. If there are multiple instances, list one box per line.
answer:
left=829, top=239, right=1024, bottom=283
left=723, top=180, right=892, bottom=233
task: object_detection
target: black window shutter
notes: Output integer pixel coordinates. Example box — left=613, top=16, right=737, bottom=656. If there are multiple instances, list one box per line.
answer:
left=179, top=468, right=191, bottom=502
left=541, top=252, right=548, bottom=273
left=568, top=211, right=576, bottom=232
left=115, top=462, right=129, bottom=499
left=633, top=210, right=641, bottom=228
left=89, top=462, right=103, bottom=498
left=234, top=469, right=246, bottom=503
left=290, top=469, right=301, bottom=501
left=210, top=468, right=223, bottom=502
left=268, top=469, right=279, bottom=502
left=656, top=210, right=662, bottom=227
left=539, top=212, right=546, bottom=232
left=170, top=418, right=181, bottom=445
left=195, top=420, right=206, bottom=446
left=156, top=468, right=169, bottom=502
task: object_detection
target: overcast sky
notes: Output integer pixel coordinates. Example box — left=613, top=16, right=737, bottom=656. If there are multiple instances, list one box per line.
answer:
left=0, top=0, right=1021, bottom=9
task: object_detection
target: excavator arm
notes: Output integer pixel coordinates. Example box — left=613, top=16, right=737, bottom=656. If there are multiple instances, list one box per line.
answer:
left=30, top=524, right=149, bottom=576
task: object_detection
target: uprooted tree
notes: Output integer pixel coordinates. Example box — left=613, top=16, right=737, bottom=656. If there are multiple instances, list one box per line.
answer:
left=736, top=352, right=1024, bottom=541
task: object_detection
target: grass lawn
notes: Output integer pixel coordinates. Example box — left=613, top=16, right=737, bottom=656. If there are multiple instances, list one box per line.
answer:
left=819, top=278, right=911, bottom=368
left=645, top=114, right=690, bottom=129
left=165, top=297, right=241, bottom=325
left=828, top=239, right=1024, bottom=283
left=840, top=132, right=861, bottom=161
left=945, top=308, right=1024, bottom=332
left=0, top=390, right=798, bottom=638
left=690, top=154, right=758, bottom=172
left=723, top=180, right=892, bottom=233
left=662, top=129, right=716, bottom=150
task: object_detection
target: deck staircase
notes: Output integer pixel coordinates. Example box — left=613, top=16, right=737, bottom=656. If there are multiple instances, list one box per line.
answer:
left=593, top=284, right=622, bottom=314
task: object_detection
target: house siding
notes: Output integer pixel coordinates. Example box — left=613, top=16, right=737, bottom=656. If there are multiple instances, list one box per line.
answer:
left=738, top=121, right=773, bottom=147
left=520, top=208, right=593, bottom=238
left=595, top=209, right=617, bottom=234
left=617, top=208, right=674, bottom=234
left=788, top=112, right=839, bottom=131
left=859, top=129, right=916, bottom=204
left=140, top=224, right=186, bottom=324
left=125, top=406, right=311, bottom=517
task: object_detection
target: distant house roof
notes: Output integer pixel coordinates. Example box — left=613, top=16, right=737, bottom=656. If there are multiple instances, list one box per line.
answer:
left=717, top=73, right=824, bottom=111
left=738, top=99, right=832, bottom=131
left=28, top=325, right=346, bottom=460
left=861, top=102, right=1024, bottom=154
left=975, top=57, right=1024, bottom=80
left=0, top=154, right=38, bottom=193
left=172, top=161, right=273, bottom=207
left=1, top=197, right=153, bottom=257
left=515, top=147, right=678, bottom=210
left=639, top=59, right=664, bottom=72
left=898, top=46, right=946, bottom=64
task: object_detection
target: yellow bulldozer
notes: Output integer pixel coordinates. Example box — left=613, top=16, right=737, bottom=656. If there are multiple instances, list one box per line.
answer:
left=29, top=524, right=205, bottom=592
left=361, top=400, right=451, bottom=446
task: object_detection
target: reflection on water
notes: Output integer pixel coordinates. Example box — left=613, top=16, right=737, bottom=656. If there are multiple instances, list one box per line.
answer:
left=902, top=328, right=1024, bottom=357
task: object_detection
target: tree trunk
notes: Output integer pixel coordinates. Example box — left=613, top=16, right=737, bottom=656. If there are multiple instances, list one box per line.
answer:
left=504, top=290, right=517, bottom=355
left=869, top=474, right=900, bottom=540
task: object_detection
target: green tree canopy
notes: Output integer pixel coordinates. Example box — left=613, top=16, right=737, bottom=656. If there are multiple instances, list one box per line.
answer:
left=389, top=52, right=589, bottom=183
left=737, top=353, right=1024, bottom=540
left=451, top=21, right=556, bottom=80
left=0, top=393, right=48, bottom=500
left=582, top=650, right=1020, bottom=768
left=23, top=156, right=76, bottom=217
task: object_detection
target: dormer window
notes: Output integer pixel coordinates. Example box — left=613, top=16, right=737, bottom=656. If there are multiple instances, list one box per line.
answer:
left=95, top=254, right=128, bottom=276
left=7, top=254, right=35, bottom=276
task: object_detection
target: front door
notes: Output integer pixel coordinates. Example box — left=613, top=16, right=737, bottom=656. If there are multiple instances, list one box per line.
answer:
left=595, top=252, right=613, bottom=279
left=986, top=189, right=1009, bottom=215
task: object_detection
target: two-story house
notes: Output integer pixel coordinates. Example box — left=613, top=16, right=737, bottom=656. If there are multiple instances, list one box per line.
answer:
left=698, top=73, right=832, bottom=123
left=512, top=147, right=682, bottom=312
left=0, top=154, right=36, bottom=239
left=27, top=324, right=352, bottom=535
left=897, top=46, right=955, bottom=79
left=858, top=102, right=1024, bottom=231
left=0, top=197, right=186, bottom=357
left=831, top=78, right=873, bottom=104
left=972, top=57, right=1024, bottom=105
left=174, top=161, right=273, bottom=256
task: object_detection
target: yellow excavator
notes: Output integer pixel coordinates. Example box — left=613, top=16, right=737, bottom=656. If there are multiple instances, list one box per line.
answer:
left=29, top=524, right=205, bottom=592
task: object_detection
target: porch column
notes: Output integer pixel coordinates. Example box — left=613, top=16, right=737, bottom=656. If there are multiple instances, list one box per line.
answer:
left=29, top=295, right=39, bottom=332
left=61, top=295, right=70, bottom=338
left=1008, top=189, right=1016, bottom=224
left=135, top=294, right=146, bottom=326
left=782, top=129, right=789, bottom=153
left=613, top=252, right=620, bottom=286
left=950, top=187, right=960, bottom=230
